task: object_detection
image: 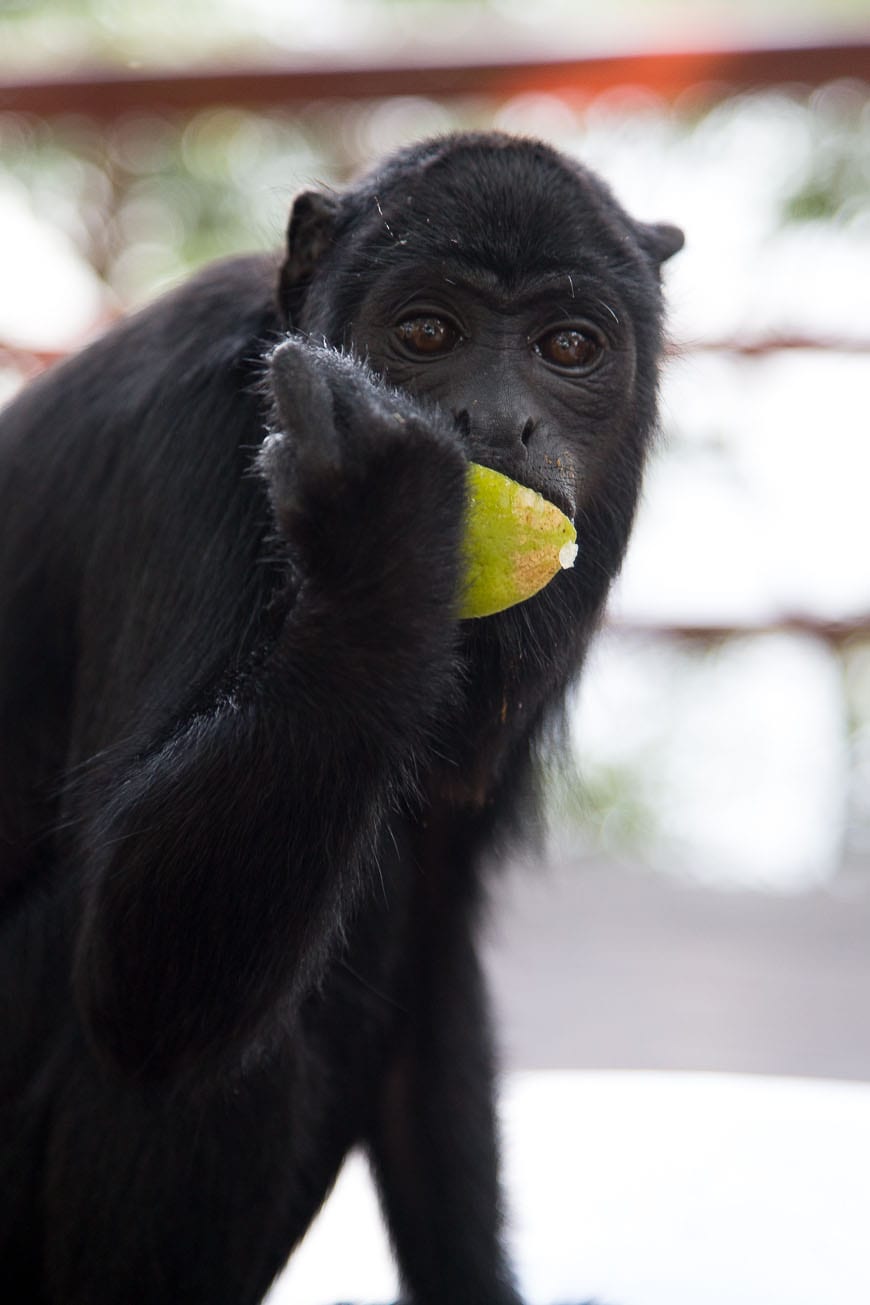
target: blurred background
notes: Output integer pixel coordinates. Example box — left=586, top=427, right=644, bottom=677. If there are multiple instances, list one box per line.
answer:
left=1, top=0, right=869, bottom=1103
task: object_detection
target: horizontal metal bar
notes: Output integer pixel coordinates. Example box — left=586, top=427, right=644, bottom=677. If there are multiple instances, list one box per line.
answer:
left=1, top=41, right=869, bottom=119
left=668, top=337, right=870, bottom=358
left=5, top=337, right=868, bottom=376
left=609, top=616, right=870, bottom=645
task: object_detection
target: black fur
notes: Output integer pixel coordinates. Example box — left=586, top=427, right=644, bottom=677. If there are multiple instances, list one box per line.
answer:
left=0, top=132, right=681, bottom=1303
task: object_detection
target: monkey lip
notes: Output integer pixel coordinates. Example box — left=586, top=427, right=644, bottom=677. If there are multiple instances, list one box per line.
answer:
left=545, top=487, right=576, bottom=524
left=493, top=456, right=577, bottom=525
left=517, top=476, right=576, bottom=525
left=537, top=462, right=579, bottom=525
left=479, top=460, right=576, bottom=524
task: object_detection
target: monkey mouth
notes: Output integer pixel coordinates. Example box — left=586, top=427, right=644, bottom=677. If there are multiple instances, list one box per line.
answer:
left=540, top=483, right=576, bottom=525
left=472, top=455, right=576, bottom=526
left=512, top=470, right=576, bottom=526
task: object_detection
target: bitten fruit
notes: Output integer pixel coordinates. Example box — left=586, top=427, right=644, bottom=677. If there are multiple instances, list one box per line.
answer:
left=459, top=462, right=578, bottom=619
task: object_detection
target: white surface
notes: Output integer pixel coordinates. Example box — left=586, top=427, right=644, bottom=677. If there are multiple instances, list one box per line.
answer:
left=267, top=1070, right=870, bottom=1305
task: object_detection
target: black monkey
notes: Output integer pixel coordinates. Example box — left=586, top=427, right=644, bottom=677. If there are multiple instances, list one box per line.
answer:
left=0, top=132, right=682, bottom=1303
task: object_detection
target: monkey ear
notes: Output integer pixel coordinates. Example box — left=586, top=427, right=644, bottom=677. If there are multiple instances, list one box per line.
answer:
left=637, top=221, right=685, bottom=266
left=278, top=190, right=339, bottom=326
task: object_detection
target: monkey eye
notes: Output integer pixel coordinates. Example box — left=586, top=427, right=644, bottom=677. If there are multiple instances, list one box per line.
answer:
left=394, top=315, right=460, bottom=357
left=534, top=326, right=604, bottom=372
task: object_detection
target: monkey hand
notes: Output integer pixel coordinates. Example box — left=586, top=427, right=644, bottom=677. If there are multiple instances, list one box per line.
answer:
left=261, top=337, right=468, bottom=618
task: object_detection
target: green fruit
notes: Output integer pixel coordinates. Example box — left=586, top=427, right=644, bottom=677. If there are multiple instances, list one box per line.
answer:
left=459, top=463, right=578, bottom=619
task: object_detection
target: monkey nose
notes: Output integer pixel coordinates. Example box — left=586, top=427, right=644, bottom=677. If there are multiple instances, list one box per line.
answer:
left=453, top=407, right=534, bottom=455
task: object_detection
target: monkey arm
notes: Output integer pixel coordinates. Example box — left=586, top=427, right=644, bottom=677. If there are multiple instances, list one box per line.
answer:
left=71, top=342, right=468, bottom=1083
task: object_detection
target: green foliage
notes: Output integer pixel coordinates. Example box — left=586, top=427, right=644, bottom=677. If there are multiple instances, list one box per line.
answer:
left=544, top=755, right=659, bottom=855
left=781, top=84, right=870, bottom=227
